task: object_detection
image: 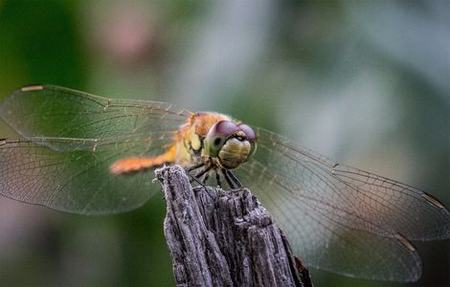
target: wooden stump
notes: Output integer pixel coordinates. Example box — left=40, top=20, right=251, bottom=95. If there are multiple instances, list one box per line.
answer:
left=156, top=165, right=313, bottom=287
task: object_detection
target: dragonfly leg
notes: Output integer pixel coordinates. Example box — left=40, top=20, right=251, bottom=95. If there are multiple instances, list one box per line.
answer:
left=215, top=170, right=223, bottom=187
left=187, top=163, right=210, bottom=189
left=195, top=165, right=211, bottom=180
left=189, top=172, right=207, bottom=189
left=201, top=172, right=210, bottom=184
left=187, top=162, right=204, bottom=172
left=222, top=169, right=237, bottom=189
left=188, top=166, right=216, bottom=199
left=225, top=169, right=242, bottom=188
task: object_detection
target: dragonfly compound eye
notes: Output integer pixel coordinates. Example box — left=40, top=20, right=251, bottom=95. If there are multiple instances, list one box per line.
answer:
left=214, top=120, right=240, bottom=137
left=204, top=120, right=254, bottom=168
left=238, top=123, right=256, bottom=142
left=205, top=120, right=240, bottom=156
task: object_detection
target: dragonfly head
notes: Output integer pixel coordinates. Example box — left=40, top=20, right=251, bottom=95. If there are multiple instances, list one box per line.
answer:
left=204, top=120, right=257, bottom=169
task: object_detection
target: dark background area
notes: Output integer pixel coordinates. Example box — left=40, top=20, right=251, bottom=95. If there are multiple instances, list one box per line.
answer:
left=0, top=1, right=449, bottom=286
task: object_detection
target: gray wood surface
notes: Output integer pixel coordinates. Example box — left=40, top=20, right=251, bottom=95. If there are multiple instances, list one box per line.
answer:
left=156, top=165, right=313, bottom=287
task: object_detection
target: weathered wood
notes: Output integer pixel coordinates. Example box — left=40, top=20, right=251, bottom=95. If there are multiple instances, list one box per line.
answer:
left=156, top=165, right=313, bottom=287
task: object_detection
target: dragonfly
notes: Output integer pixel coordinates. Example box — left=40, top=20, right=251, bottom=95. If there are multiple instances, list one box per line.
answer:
left=0, top=85, right=449, bottom=282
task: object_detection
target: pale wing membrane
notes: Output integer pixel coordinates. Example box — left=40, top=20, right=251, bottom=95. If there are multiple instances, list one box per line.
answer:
left=237, top=160, right=422, bottom=281
left=0, top=85, right=188, bottom=214
left=235, top=127, right=450, bottom=281
left=0, top=135, right=171, bottom=214
left=253, top=128, right=450, bottom=241
left=0, top=85, right=189, bottom=151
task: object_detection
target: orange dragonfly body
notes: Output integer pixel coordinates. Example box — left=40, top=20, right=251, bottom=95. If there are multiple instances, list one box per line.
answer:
left=110, top=110, right=255, bottom=189
left=0, top=85, right=449, bottom=282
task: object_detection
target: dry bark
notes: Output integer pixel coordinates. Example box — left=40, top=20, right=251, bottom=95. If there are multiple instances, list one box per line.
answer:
left=155, top=165, right=313, bottom=287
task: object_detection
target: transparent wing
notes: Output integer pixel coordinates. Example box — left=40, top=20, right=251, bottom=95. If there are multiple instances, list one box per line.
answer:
left=0, top=85, right=188, bottom=214
left=236, top=128, right=450, bottom=281
left=0, top=137, right=173, bottom=214
left=0, top=85, right=190, bottom=151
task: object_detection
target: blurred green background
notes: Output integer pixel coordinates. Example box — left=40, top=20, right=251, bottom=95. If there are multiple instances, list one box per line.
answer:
left=0, top=0, right=449, bottom=286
